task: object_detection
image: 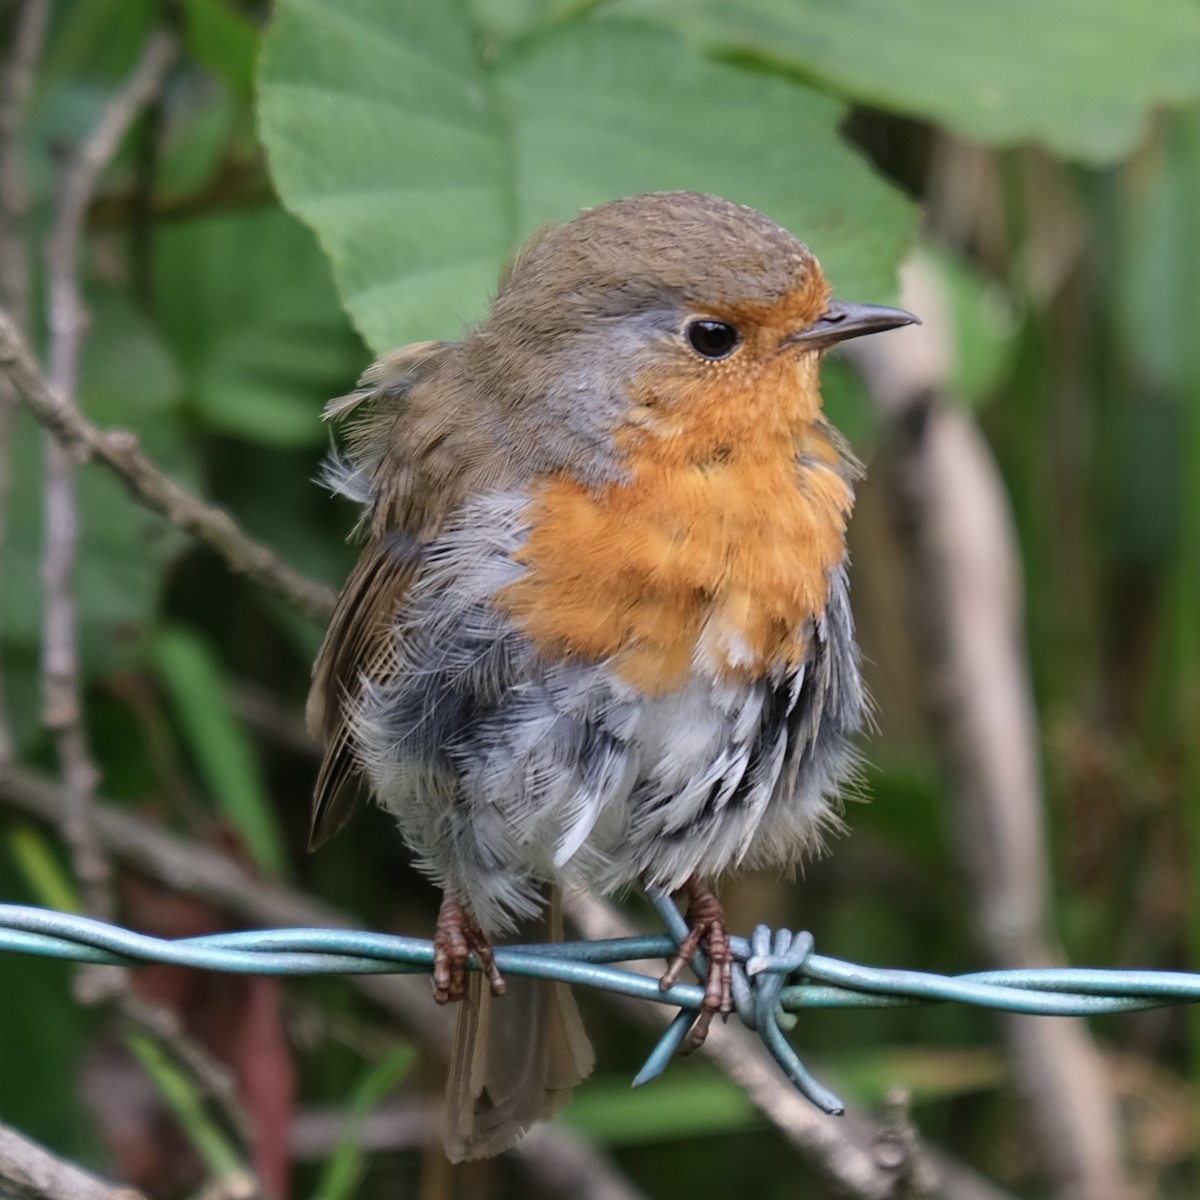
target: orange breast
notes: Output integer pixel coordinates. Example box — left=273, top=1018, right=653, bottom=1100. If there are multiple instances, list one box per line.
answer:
left=497, top=360, right=853, bottom=695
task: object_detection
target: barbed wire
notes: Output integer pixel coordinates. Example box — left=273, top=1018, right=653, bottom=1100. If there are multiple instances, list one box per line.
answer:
left=3, top=898, right=1197, bottom=1116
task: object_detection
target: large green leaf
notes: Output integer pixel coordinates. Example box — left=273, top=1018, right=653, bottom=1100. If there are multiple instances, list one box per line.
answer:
left=495, top=21, right=913, bottom=302
left=614, top=0, right=1200, bottom=164
left=154, top=207, right=366, bottom=446
left=257, top=0, right=917, bottom=353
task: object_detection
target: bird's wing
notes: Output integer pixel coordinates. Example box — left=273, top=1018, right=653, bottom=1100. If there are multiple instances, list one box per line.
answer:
left=307, top=535, right=422, bottom=848
left=306, top=341, right=455, bottom=849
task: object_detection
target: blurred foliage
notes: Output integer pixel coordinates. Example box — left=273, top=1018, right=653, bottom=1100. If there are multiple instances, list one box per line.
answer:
left=1, top=0, right=1200, bottom=1196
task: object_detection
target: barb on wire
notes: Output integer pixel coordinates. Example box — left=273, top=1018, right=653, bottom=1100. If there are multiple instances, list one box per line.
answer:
left=1, top=901, right=1196, bottom=1114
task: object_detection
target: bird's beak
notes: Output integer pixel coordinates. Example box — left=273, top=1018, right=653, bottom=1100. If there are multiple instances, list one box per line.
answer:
left=786, top=300, right=920, bottom=351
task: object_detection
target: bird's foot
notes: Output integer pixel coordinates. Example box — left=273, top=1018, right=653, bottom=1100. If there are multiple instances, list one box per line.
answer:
left=432, top=896, right=506, bottom=1003
left=659, top=878, right=733, bottom=1050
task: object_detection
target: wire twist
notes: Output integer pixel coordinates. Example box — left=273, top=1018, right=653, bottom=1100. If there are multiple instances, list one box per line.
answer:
left=2, top=901, right=1196, bottom=1110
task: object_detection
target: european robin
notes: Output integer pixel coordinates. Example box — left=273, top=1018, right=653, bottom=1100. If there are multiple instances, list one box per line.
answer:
left=307, top=191, right=917, bottom=1159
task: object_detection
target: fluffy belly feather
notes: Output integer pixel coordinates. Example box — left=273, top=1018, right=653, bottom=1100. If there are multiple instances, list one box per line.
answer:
left=349, top=488, right=864, bottom=935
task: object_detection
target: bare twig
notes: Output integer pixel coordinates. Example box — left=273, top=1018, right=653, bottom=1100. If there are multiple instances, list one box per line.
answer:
left=40, top=31, right=177, bottom=921
left=288, top=1097, right=434, bottom=1158
left=0, top=308, right=337, bottom=622
left=848, top=255, right=1128, bottom=1200
left=3, top=28, right=268, bottom=1193
left=0, top=1118, right=146, bottom=1200
left=515, top=1125, right=650, bottom=1200
left=0, top=0, right=53, bottom=764
left=39, top=407, right=110, bottom=910
left=231, top=682, right=319, bottom=758
left=0, top=0, right=50, bottom=319
left=290, top=1101, right=649, bottom=1200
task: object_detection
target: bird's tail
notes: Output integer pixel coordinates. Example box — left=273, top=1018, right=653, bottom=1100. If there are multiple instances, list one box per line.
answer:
left=443, top=889, right=594, bottom=1162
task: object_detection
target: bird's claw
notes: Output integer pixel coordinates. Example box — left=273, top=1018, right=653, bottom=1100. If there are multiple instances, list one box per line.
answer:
left=659, top=880, right=733, bottom=1050
left=432, top=896, right=506, bottom=1003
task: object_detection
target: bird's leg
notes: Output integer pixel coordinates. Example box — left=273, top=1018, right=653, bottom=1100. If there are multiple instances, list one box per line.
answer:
left=659, top=877, right=733, bottom=1049
left=432, top=895, right=506, bottom=1004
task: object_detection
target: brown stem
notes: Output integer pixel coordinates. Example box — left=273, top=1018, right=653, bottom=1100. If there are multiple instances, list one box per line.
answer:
left=0, top=0, right=51, bottom=320
left=290, top=1101, right=649, bottom=1200
left=0, top=308, right=337, bottom=623
left=0, top=1117, right=146, bottom=1200
left=40, top=30, right=178, bottom=921
left=848, top=257, right=1128, bottom=1200
left=0, top=0, right=53, bottom=764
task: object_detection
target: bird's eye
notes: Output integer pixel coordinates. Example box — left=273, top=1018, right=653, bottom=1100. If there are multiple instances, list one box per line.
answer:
left=685, top=319, right=740, bottom=360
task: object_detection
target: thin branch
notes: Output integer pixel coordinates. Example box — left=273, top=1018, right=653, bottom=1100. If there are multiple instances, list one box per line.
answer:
left=515, top=1126, right=651, bottom=1200
left=0, top=0, right=53, bottom=764
left=0, top=1118, right=146, bottom=1200
left=2, top=28, right=264, bottom=1193
left=230, top=682, right=319, bottom=759
left=0, top=0, right=50, bottom=320
left=39, top=403, right=109, bottom=914
left=290, top=1100, right=649, bottom=1200
left=0, top=308, right=337, bottom=623
left=40, top=30, right=178, bottom=921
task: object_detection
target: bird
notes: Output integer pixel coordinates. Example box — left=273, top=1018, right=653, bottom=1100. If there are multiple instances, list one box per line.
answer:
left=306, top=190, right=917, bottom=1161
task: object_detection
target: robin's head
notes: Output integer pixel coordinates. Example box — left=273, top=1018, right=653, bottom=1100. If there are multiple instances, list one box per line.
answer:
left=465, top=192, right=915, bottom=476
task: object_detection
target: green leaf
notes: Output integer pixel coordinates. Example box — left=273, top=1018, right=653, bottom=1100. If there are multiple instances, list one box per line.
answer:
left=154, top=206, right=366, bottom=446
left=39, top=0, right=160, bottom=89
left=614, top=0, right=1200, bottom=164
left=156, top=75, right=244, bottom=198
left=127, top=1033, right=251, bottom=1184
left=825, top=1045, right=1005, bottom=1104
left=183, top=0, right=261, bottom=99
left=563, top=1071, right=759, bottom=1143
left=153, top=624, right=288, bottom=876
left=258, top=0, right=511, bottom=352
left=467, top=0, right=561, bottom=43
left=1118, top=112, right=1200, bottom=771
left=0, top=891, right=95, bottom=1156
left=495, top=21, right=914, bottom=302
left=312, top=1047, right=415, bottom=1200
left=258, top=1, right=917, bottom=354
left=0, top=292, right=192, bottom=723
left=26, top=0, right=161, bottom=209
left=4, top=826, right=80, bottom=914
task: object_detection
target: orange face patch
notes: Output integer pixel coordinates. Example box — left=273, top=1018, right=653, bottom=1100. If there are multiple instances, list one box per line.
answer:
left=497, top=338, right=853, bottom=694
